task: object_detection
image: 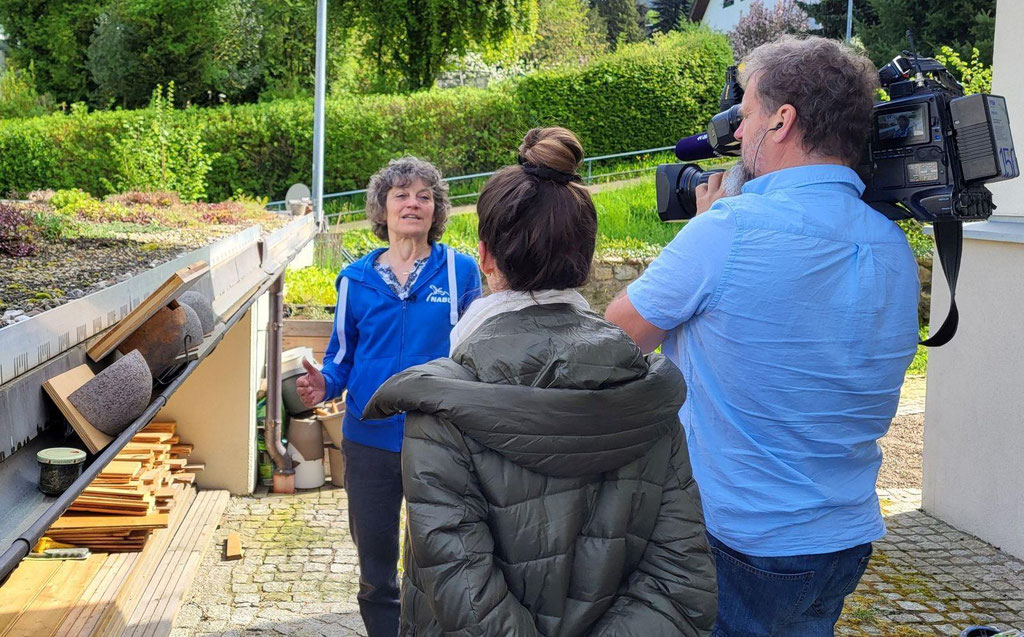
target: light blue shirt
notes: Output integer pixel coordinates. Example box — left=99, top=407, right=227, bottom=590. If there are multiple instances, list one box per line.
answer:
left=628, top=165, right=920, bottom=556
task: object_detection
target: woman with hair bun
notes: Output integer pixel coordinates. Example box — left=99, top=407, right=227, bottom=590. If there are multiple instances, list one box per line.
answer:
left=365, top=128, right=718, bottom=636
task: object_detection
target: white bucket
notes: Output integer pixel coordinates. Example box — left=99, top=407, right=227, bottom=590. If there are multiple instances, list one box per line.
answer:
left=288, top=417, right=325, bottom=490
left=288, top=442, right=325, bottom=489
left=281, top=346, right=314, bottom=376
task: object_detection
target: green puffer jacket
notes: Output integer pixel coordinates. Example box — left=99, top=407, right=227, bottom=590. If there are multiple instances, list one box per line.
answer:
left=365, top=303, right=717, bottom=637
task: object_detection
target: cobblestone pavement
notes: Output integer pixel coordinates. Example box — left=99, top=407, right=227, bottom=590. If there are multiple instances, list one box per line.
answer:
left=176, top=374, right=1023, bottom=636
left=173, top=486, right=366, bottom=637
left=176, top=484, right=1023, bottom=636
left=838, top=488, right=1024, bottom=635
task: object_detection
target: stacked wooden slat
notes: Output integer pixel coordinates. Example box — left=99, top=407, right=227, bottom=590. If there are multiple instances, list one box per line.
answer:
left=46, top=514, right=170, bottom=552
left=45, top=421, right=204, bottom=552
left=0, top=487, right=233, bottom=637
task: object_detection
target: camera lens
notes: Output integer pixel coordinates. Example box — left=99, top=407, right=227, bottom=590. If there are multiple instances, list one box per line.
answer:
left=656, top=163, right=724, bottom=221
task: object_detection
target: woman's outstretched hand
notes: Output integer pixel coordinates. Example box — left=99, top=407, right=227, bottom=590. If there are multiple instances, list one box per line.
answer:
left=296, top=358, right=326, bottom=407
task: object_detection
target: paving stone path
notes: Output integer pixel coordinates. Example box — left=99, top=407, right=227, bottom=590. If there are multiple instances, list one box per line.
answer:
left=838, top=488, right=1024, bottom=635
left=175, top=484, right=1022, bottom=636
left=173, top=487, right=366, bottom=636
left=176, top=375, right=1023, bottom=636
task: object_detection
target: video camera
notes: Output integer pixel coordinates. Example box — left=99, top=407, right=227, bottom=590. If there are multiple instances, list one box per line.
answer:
left=656, top=47, right=1019, bottom=223
left=860, top=53, right=1017, bottom=222
left=655, top=65, right=743, bottom=221
left=654, top=36, right=1020, bottom=346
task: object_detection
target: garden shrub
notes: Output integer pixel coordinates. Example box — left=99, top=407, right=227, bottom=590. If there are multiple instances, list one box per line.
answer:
left=0, top=203, right=37, bottom=256
left=284, top=266, right=338, bottom=307
left=0, top=29, right=732, bottom=202
left=512, top=30, right=733, bottom=158
left=0, top=62, right=55, bottom=120
left=101, top=84, right=218, bottom=201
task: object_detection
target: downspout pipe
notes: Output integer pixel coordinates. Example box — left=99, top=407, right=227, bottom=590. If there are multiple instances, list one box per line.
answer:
left=265, top=274, right=292, bottom=478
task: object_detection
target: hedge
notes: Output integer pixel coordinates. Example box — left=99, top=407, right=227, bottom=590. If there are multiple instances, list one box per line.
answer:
left=0, top=30, right=732, bottom=202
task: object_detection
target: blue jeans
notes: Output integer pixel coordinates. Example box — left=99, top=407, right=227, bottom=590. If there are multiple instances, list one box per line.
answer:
left=708, top=533, right=873, bottom=637
left=343, top=439, right=403, bottom=637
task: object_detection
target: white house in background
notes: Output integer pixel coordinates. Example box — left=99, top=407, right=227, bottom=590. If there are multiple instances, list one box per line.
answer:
left=690, top=0, right=819, bottom=33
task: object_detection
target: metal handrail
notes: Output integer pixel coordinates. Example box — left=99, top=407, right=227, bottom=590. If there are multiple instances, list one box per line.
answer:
left=266, top=145, right=675, bottom=220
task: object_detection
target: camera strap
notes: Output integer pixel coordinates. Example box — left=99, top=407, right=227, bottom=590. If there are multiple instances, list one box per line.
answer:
left=919, top=220, right=962, bottom=347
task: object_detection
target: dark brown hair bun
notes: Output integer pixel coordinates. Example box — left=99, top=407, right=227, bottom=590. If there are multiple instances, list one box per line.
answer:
left=518, top=127, right=584, bottom=176
left=477, top=127, right=597, bottom=292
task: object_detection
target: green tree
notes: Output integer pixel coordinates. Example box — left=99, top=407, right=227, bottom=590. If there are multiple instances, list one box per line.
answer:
left=596, top=0, right=645, bottom=47
left=934, top=45, right=992, bottom=95
left=795, top=0, right=876, bottom=39
left=0, top=0, right=107, bottom=104
left=255, top=0, right=355, bottom=99
left=0, top=61, right=55, bottom=118
left=526, top=0, right=608, bottom=69
left=86, top=0, right=263, bottom=108
left=859, top=0, right=995, bottom=67
left=103, top=83, right=217, bottom=201
left=351, top=0, right=535, bottom=91
left=652, top=0, right=692, bottom=34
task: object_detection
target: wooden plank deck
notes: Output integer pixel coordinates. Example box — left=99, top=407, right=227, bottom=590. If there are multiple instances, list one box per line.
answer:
left=119, top=489, right=228, bottom=637
left=0, top=486, right=228, bottom=637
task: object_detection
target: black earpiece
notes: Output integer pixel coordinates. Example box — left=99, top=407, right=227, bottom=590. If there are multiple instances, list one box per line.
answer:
left=771, top=122, right=783, bottom=131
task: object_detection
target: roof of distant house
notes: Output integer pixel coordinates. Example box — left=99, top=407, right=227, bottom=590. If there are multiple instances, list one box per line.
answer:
left=690, top=0, right=711, bottom=22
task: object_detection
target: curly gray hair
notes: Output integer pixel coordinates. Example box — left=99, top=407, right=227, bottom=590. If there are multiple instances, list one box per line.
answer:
left=365, top=157, right=451, bottom=244
left=740, top=35, right=879, bottom=166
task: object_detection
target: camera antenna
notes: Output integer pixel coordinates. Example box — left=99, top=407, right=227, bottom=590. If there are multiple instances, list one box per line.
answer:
left=906, top=30, right=926, bottom=87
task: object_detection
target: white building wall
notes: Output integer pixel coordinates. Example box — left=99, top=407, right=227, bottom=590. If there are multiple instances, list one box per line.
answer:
left=701, top=0, right=760, bottom=33
left=921, top=0, right=1024, bottom=560
left=704, top=0, right=815, bottom=33
left=700, top=0, right=821, bottom=34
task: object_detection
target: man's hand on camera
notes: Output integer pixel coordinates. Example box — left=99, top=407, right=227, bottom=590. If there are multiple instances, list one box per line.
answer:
left=695, top=171, right=727, bottom=215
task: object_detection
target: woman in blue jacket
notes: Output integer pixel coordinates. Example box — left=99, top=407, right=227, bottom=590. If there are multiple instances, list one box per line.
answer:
left=296, top=156, right=481, bottom=637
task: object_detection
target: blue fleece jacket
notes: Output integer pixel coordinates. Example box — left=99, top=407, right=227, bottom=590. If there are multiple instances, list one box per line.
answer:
left=321, top=242, right=481, bottom=452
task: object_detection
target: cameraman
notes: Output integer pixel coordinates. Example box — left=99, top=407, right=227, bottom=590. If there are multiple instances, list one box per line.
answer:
left=606, top=36, right=920, bottom=636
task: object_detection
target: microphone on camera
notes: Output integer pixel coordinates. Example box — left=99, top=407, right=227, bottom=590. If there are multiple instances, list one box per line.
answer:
left=674, top=132, right=717, bottom=161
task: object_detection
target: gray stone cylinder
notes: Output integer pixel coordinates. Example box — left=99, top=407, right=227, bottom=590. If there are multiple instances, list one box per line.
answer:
left=179, top=290, right=215, bottom=335
left=68, top=350, right=153, bottom=436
